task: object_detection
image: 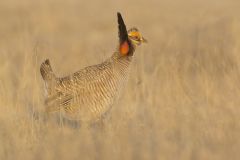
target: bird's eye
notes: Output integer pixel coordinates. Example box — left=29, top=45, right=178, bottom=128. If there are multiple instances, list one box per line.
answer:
left=133, top=36, right=139, bottom=39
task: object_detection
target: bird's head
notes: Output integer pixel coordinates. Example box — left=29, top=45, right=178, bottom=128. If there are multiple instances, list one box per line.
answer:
left=128, top=27, right=147, bottom=46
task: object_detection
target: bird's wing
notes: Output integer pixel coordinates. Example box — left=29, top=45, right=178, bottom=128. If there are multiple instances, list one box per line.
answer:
left=45, top=61, right=113, bottom=113
left=57, top=60, right=113, bottom=92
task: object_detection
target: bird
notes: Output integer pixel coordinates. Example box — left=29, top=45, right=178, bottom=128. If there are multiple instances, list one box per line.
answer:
left=40, top=12, right=147, bottom=124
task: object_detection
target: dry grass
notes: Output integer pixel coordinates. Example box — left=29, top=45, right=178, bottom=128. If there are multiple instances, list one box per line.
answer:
left=1, top=0, right=240, bottom=159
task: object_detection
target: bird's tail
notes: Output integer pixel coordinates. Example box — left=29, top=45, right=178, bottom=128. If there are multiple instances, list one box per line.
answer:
left=40, top=59, right=57, bottom=97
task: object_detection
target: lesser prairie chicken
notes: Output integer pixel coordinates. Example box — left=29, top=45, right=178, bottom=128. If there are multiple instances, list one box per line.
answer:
left=40, top=12, right=147, bottom=123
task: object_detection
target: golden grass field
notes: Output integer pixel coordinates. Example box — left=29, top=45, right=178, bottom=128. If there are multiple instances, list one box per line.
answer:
left=1, top=0, right=240, bottom=159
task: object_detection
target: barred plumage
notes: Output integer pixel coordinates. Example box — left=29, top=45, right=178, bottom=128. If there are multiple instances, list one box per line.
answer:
left=40, top=12, right=146, bottom=123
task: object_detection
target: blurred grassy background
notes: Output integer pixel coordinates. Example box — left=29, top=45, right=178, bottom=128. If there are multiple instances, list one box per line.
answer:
left=1, top=0, right=240, bottom=159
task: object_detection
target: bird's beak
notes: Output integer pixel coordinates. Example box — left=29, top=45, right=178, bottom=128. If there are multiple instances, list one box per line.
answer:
left=141, top=37, right=148, bottom=43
